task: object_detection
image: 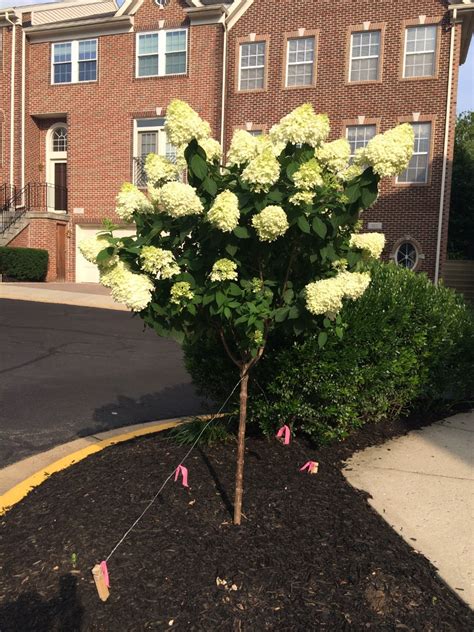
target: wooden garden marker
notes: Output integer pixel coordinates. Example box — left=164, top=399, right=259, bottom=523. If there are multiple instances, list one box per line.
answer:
left=92, top=562, right=110, bottom=601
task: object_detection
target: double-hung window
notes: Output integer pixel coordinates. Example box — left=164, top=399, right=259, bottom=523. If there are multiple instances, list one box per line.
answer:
left=346, top=124, right=377, bottom=159
left=349, top=30, right=381, bottom=82
left=136, top=29, right=187, bottom=78
left=239, top=41, right=266, bottom=91
left=286, top=36, right=315, bottom=87
left=403, top=25, right=437, bottom=78
left=398, top=122, right=432, bottom=184
left=52, top=39, right=97, bottom=84
left=133, top=118, right=177, bottom=187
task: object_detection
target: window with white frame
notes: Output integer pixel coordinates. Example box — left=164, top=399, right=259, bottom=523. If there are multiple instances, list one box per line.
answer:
left=398, top=122, right=431, bottom=184
left=239, top=41, right=266, bottom=90
left=286, top=36, right=315, bottom=87
left=136, top=29, right=187, bottom=78
left=52, top=126, right=67, bottom=153
left=52, top=39, right=97, bottom=84
left=349, top=30, right=381, bottom=82
left=133, top=118, right=177, bottom=186
left=346, top=124, right=377, bottom=158
left=395, top=241, right=418, bottom=269
left=404, top=25, right=437, bottom=78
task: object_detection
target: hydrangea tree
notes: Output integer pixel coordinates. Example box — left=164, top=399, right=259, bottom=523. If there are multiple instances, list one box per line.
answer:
left=80, top=101, right=413, bottom=524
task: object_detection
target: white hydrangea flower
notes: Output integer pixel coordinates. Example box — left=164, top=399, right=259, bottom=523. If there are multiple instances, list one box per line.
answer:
left=339, top=163, right=364, bottom=182
left=293, top=158, right=324, bottom=190
left=116, top=183, right=153, bottom=222
left=305, top=271, right=371, bottom=316
left=349, top=233, right=386, bottom=259
left=251, top=205, right=289, bottom=242
left=79, top=234, right=112, bottom=265
left=140, top=246, right=180, bottom=279
left=145, top=154, right=179, bottom=186
left=170, top=281, right=194, bottom=304
left=164, top=100, right=211, bottom=148
left=316, top=139, right=351, bottom=173
left=357, top=123, right=414, bottom=177
left=270, top=104, right=330, bottom=148
left=157, top=181, right=204, bottom=218
left=289, top=190, right=315, bottom=206
left=210, top=258, right=238, bottom=282
left=338, top=271, right=371, bottom=300
left=241, top=148, right=281, bottom=193
left=207, top=190, right=240, bottom=232
left=227, top=129, right=260, bottom=166
left=199, top=137, right=222, bottom=163
left=100, top=260, right=153, bottom=312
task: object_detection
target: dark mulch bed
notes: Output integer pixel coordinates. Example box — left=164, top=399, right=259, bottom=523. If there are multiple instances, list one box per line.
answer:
left=1, top=411, right=472, bottom=631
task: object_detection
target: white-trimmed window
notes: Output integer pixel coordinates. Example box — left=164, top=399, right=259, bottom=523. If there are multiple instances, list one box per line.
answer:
left=133, top=118, right=177, bottom=186
left=52, top=39, right=97, bottom=84
left=136, top=29, right=187, bottom=78
left=395, top=241, right=418, bottom=269
left=398, top=122, right=431, bottom=184
left=239, top=41, right=266, bottom=90
left=404, top=25, right=437, bottom=78
left=346, top=124, right=377, bottom=158
left=286, top=36, right=315, bottom=87
left=349, top=30, right=381, bottom=82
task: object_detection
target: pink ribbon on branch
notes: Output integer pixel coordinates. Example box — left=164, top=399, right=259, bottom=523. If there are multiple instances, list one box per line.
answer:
left=276, top=424, right=291, bottom=445
left=174, top=464, right=189, bottom=488
left=300, top=461, right=319, bottom=475
left=99, top=560, right=110, bottom=588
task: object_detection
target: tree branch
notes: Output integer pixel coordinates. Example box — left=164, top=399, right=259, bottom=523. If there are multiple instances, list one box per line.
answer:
left=219, top=329, right=242, bottom=369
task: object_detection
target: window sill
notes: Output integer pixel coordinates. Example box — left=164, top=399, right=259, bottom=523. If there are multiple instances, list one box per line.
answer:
left=134, top=72, right=188, bottom=80
left=399, top=75, right=438, bottom=82
left=51, top=80, right=98, bottom=86
left=345, top=79, right=382, bottom=86
left=283, top=83, right=317, bottom=91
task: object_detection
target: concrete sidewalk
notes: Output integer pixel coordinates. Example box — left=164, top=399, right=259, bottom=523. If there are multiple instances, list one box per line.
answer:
left=344, top=410, right=474, bottom=607
left=0, top=282, right=126, bottom=310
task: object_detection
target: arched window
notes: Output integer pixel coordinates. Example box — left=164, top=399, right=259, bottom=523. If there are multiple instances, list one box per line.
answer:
left=395, top=241, right=418, bottom=270
left=52, top=126, right=67, bottom=153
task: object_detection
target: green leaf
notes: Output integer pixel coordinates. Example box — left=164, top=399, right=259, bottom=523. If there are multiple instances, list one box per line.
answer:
left=323, top=317, right=331, bottom=329
left=188, top=304, right=197, bottom=316
left=297, top=215, right=311, bottom=234
left=216, top=291, right=226, bottom=307
left=224, top=307, right=231, bottom=319
left=283, top=289, right=294, bottom=304
left=360, top=183, right=378, bottom=208
left=267, top=189, right=284, bottom=203
left=286, top=161, right=300, bottom=180
left=345, top=183, right=360, bottom=204
left=336, top=326, right=344, bottom=340
left=275, top=307, right=290, bottom=322
left=225, top=244, right=238, bottom=257
left=96, top=247, right=114, bottom=262
left=288, top=305, right=299, bottom=320
left=202, top=176, right=217, bottom=196
left=203, top=294, right=213, bottom=306
left=228, top=282, right=241, bottom=296
left=312, top=216, right=327, bottom=239
left=189, top=153, right=208, bottom=180
left=233, top=226, right=251, bottom=239
left=318, top=331, right=328, bottom=348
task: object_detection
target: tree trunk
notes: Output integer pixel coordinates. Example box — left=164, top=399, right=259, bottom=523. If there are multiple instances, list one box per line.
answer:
left=233, top=365, right=250, bottom=525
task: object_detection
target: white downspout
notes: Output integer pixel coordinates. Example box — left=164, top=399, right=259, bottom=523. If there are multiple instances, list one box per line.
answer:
left=5, top=12, right=16, bottom=190
left=219, top=11, right=228, bottom=154
left=21, top=28, right=26, bottom=194
left=434, top=8, right=457, bottom=284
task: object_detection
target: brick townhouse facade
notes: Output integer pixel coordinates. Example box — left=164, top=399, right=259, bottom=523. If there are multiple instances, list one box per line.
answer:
left=0, top=0, right=473, bottom=282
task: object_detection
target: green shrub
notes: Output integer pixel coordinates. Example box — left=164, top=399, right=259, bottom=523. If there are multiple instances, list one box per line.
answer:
left=184, top=263, right=474, bottom=445
left=0, top=246, right=48, bottom=281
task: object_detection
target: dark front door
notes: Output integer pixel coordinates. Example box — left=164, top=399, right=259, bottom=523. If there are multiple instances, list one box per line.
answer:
left=54, top=163, right=67, bottom=211
left=56, top=223, right=66, bottom=281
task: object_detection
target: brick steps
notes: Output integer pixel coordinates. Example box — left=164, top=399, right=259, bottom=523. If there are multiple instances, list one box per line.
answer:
left=0, top=217, right=29, bottom=248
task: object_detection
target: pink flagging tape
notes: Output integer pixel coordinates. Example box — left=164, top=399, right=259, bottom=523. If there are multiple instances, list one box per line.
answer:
left=100, top=560, right=110, bottom=588
left=276, top=424, right=291, bottom=445
left=300, top=461, right=319, bottom=475
left=174, top=464, right=189, bottom=487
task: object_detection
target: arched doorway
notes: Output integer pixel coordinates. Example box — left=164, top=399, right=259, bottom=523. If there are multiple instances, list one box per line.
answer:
left=46, top=123, right=68, bottom=212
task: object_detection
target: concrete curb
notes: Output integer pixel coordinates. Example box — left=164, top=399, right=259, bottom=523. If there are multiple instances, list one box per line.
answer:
left=0, top=285, right=127, bottom=311
left=0, top=417, right=190, bottom=515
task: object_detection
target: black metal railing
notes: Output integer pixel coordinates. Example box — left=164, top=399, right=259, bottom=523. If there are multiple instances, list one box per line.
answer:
left=133, top=156, right=148, bottom=188
left=0, top=182, right=68, bottom=234
left=0, top=184, right=17, bottom=208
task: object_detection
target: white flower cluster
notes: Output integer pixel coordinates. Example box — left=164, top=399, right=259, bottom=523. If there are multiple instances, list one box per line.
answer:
left=293, top=158, right=323, bottom=190
left=316, top=139, right=351, bottom=173
left=116, top=183, right=153, bottom=222
left=207, top=190, right=240, bottom=232
left=100, top=260, right=153, bottom=312
left=358, top=123, right=414, bottom=177
left=157, top=181, right=204, bottom=218
left=145, top=154, right=179, bottom=186
left=349, top=232, right=386, bottom=259
left=270, top=104, right=330, bottom=148
left=227, top=129, right=260, bottom=166
left=305, top=271, right=371, bottom=317
left=241, top=148, right=280, bottom=193
left=164, top=100, right=211, bottom=148
left=339, top=163, right=364, bottom=182
left=170, top=281, right=194, bottom=305
left=199, top=137, right=222, bottom=163
left=252, top=205, right=289, bottom=242
left=210, top=258, right=238, bottom=282
left=79, top=234, right=113, bottom=266
left=140, top=246, right=180, bottom=279
left=289, top=190, right=315, bottom=206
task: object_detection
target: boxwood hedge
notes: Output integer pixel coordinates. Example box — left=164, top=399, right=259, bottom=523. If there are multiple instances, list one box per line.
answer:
left=0, top=246, right=48, bottom=282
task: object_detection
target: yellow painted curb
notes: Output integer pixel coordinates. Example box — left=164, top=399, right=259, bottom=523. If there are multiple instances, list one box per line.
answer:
left=0, top=420, right=180, bottom=516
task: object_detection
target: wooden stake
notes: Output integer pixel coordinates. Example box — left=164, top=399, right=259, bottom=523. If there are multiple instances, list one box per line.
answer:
left=92, top=564, right=110, bottom=602
left=233, top=367, right=249, bottom=525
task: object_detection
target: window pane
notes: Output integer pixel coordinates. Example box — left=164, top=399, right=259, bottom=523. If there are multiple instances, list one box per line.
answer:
left=78, top=40, right=96, bottom=61
left=54, top=63, right=72, bottom=84
left=396, top=242, right=418, bottom=269
left=53, top=43, right=71, bottom=63
left=52, top=127, right=67, bottom=152
left=350, top=57, right=378, bottom=82
left=287, top=37, right=315, bottom=86
left=398, top=123, right=431, bottom=183
left=138, top=33, right=159, bottom=55
left=139, top=132, right=158, bottom=156
left=346, top=125, right=376, bottom=156
left=166, top=30, right=186, bottom=53
left=350, top=30, right=380, bottom=81
left=240, top=42, right=266, bottom=90
left=404, top=26, right=437, bottom=77
left=165, top=51, right=186, bottom=75
left=138, top=55, right=159, bottom=77
left=78, top=60, right=96, bottom=81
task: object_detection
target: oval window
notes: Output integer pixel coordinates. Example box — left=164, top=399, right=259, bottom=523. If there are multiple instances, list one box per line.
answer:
left=395, top=241, right=418, bottom=270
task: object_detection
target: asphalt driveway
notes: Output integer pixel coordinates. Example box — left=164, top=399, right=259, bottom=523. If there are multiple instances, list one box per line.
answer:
left=0, top=299, right=206, bottom=468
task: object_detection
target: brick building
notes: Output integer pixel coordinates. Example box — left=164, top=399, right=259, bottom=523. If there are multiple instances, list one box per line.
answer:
left=0, top=0, right=473, bottom=282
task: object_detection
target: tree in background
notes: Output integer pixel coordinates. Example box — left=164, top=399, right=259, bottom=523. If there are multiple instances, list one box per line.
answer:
left=448, top=111, right=474, bottom=259
left=80, top=101, right=413, bottom=524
